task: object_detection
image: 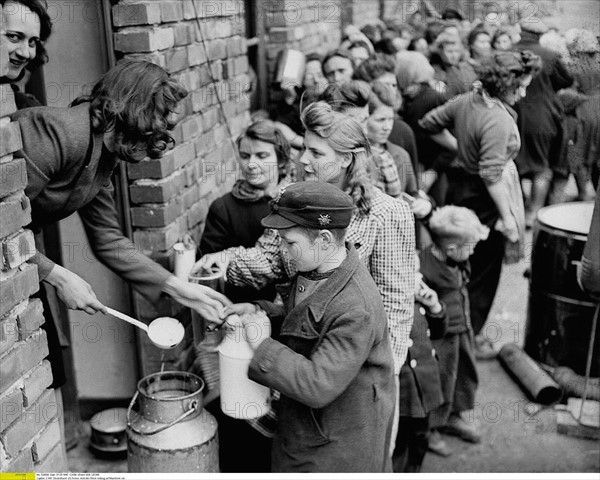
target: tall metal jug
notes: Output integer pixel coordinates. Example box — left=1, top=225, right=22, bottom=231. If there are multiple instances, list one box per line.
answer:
left=127, top=371, right=219, bottom=473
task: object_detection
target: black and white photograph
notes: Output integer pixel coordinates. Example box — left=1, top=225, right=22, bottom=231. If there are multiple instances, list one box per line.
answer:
left=0, top=0, right=598, bottom=477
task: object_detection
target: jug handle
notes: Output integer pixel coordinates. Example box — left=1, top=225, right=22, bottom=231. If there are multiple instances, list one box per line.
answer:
left=126, top=391, right=200, bottom=436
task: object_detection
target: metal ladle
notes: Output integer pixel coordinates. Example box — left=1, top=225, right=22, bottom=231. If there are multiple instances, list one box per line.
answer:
left=105, top=307, right=185, bottom=349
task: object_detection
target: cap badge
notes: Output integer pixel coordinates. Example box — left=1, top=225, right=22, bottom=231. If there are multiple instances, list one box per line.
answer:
left=318, top=214, right=331, bottom=226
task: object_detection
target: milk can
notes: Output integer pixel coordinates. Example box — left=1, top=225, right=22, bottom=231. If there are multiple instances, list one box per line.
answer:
left=218, top=313, right=271, bottom=419
left=126, top=371, right=219, bottom=473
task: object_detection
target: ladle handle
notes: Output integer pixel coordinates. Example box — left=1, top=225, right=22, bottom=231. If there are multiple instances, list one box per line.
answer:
left=105, top=307, right=148, bottom=332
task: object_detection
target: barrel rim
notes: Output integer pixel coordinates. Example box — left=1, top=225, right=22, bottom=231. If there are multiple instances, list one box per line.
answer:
left=136, top=370, right=205, bottom=402
left=535, top=201, right=594, bottom=237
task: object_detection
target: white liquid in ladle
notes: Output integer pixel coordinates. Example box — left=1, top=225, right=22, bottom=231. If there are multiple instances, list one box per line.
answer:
left=105, top=308, right=184, bottom=349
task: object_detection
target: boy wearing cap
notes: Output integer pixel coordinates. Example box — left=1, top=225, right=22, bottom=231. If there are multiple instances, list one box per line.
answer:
left=225, top=182, right=396, bottom=473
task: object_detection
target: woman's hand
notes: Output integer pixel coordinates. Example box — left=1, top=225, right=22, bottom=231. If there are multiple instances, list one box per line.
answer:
left=411, top=198, right=433, bottom=219
left=416, top=282, right=443, bottom=314
left=190, top=251, right=231, bottom=277
left=495, top=216, right=519, bottom=243
left=223, top=303, right=258, bottom=318
left=164, top=276, right=231, bottom=324
left=45, top=265, right=107, bottom=315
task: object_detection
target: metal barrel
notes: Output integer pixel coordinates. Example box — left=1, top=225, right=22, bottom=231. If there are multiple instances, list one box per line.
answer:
left=498, top=343, right=562, bottom=405
left=127, top=371, right=219, bottom=473
left=524, top=202, right=599, bottom=377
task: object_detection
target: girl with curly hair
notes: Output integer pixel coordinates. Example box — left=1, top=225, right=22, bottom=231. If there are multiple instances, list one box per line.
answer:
left=13, top=60, right=230, bottom=390
left=419, top=50, right=540, bottom=370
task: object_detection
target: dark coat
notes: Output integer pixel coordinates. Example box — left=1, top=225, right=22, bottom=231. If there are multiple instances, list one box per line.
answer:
left=200, top=193, right=277, bottom=303
left=399, top=302, right=446, bottom=417
left=515, top=31, right=574, bottom=175
left=14, top=104, right=171, bottom=301
left=419, top=248, right=470, bottom=335
left=250, top=247, right=395, bottom=472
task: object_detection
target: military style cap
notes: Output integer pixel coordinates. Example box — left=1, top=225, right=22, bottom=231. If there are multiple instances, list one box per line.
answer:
left=261, top=182, right=354, bottom=230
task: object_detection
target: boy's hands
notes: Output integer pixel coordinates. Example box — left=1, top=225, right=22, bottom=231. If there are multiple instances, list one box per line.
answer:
left=416, top=280, right=443, bottom=315
left=224, top=307, right=271, bottom=351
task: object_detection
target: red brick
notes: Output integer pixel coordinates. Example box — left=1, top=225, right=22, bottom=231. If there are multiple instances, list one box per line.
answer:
left=182, top=185, right=200, bottom=209
left=0, top=329, right=47, bottom=394
left=173, top=23, right=192, bottom=46
left=165, top=46, right=189, bottom=73
left=196, top=64, right=213, bottom=87
left=210, top=60, right=223, bottom=81
left=112, top=2, right=161, bottom=27
left=173, top=142, right=197, bottom=170
left=132, top=216, right=187, bottom=251
left=186, top=200, right=209, bottom=229
left=161, top=0, right=183, bottom=22
left=16, top=298, right=44, bottom=340
left=2, top=229, right=35, bottom=270
left=22, top=360, right=53, bottom=407
left=207, top=39, right=227, bottom=61
left=0, top=85, right=17, bottom=118
left=1, top=389, right=56, bottom=457
left=184, top=162, right=200, bottom=187
left=31, top=418, right=60, bottom=463
left=226, top=36, right=244, bottom=57
left=0, top=122, right=22, bottom=158
left=0, top=313, right=18, bottom=356
left=0, top=191, right=31, bottom=241
left=182, top=0, right=196, bottom=20
left=0, top=264, right=39, bottom=318
left=35, top=442, right=66, bottom=472
left=0, top=158, right=27, bottom=200
left=129, top=169, right=187, bottom=204
left=187, top=44, right=207, bottom=67
left=201, top=107, right=220, bottom=132
left=0, top=388, right=24, bottom=432
left=114, top=28, right=174, bottom=53
left=127, top=156, right=175, bottom=180
left=5, top=446, right=34, bottom=473
left=180, top=116, right=201, bottom=142
left=131, top=197, right=184, bottom=228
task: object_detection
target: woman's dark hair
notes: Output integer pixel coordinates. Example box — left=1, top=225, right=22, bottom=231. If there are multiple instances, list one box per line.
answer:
left=1, top=0, right=53, bottom=71
left=72, top=59, right=188, bottom=162
left=468, top=27, right=491, bottom=47
left=374, top=37, right=399, bottom=55
left=236, top=120, right=291, bottom=177
left=318, top=79, right=371, bottom=111
left=425, top=20, right=447, bottom=44
left=475, top=50, right=542, bottom=99
left=353, top=54, right=396, bottom=83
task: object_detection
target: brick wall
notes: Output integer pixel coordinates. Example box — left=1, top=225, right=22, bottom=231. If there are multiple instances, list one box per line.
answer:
left=349, top=0, right=383, bottom=27
left=111, top=0, right=251, bottom=374
left=263, top=0, right=342, bottom=91
left=0, top=4, right=67, bottom=473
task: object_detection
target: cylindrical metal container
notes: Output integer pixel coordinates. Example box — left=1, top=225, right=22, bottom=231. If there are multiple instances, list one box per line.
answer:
left=127, top=371, right=219, bottom=473
left=524, top=202, right=599, bottom=376
left=498, top=343, right=562, bottom=405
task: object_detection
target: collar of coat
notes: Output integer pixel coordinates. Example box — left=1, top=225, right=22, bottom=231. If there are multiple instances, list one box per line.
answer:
left=288, top=243, right=360, bottom=323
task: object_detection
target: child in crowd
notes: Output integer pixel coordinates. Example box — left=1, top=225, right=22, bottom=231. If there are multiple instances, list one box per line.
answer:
left=393, top=254, right=447, bottom=472
left=419, top=206, right=490, bottom=455
left=225, top=181, right=396, bottom=472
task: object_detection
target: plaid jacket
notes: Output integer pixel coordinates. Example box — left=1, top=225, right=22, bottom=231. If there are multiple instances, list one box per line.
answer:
left=227, top=186, right=415, bottom=374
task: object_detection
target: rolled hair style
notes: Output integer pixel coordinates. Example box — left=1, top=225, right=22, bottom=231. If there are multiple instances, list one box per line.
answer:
left=475, top=50, right=542, bottom=100
left=301, top=101, right=373, bottom=214
left=72, top=59, right=188, bottom=162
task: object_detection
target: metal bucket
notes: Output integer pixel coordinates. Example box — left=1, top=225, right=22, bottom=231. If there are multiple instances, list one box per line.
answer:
left=126, top=371, right=219, bottom=473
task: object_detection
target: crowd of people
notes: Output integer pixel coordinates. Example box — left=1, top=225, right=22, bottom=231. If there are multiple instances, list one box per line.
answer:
left=2, top=0, right=599, bottom=474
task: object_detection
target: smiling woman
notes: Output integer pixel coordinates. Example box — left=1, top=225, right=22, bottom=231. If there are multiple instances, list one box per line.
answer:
left=0, top=0, right=52, bottom=80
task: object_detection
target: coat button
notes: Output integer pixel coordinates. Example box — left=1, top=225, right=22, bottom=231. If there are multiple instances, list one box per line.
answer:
left=298, top=285, right=305, bottom=292
left=426, top=329, right=431, bottom=337
left=410, top=359, right=417, bottom=368
left=431, top=349, right=436, bottom=357
left=259, top=363, right=268, bottom=372
left=407, top=339, right=414, bottom=348
left=419, top=307, right=426, bottom=316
